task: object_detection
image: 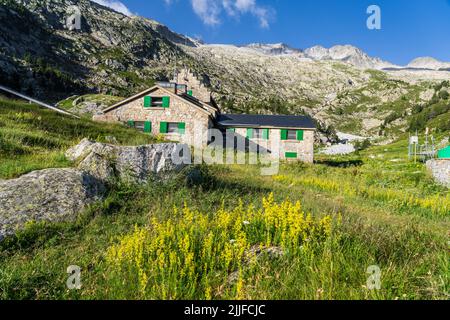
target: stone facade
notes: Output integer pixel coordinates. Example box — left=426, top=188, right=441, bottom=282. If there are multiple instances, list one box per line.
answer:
left=93, top=69, right=316, bottom=163
left=94, top=87, right=214, bottom=149
left=232, top=128, right=314, bottom=163
left=426, top=159, right=450, bottom=188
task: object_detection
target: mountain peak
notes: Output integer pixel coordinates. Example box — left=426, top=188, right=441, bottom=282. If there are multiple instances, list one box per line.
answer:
left=407, top=57, right=450, bottom=70
left=305, top=44, right=394, bottom=69
left=244, top=43, right=303, bottom=56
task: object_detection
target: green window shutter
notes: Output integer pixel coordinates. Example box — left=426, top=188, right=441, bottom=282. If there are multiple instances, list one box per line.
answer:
left=160, top=121, right=168, bottom=134
left=127, top=120, right=135, bottom=128
left=162, top=96, right=170, bottom=108
left=297, top=130, right=304, bottom=141
left=227, top=128, right=236, bottom=133
left=246, top=128, right=253, bottom=139
left=178, top=122, right=186, bottom=135
left=144, top=121, right=152, bottom=133
left=281, top=129, right=288, bottom=140
left=285, top=152, right=298, bottom=159
left=187, top=90, right=193, bottom=96
left=144, top=96, right=152, bottom=108
left=263, top=129, right=270, bottom=140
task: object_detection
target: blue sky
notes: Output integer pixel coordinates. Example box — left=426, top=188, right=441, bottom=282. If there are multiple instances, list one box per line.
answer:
left=103, top=0, right=450, bottom=65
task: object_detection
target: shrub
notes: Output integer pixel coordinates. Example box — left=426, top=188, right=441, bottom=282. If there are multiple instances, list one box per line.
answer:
left=438, top=90, right=449, bottom=100
left=354, top=139, right=372, bottom=151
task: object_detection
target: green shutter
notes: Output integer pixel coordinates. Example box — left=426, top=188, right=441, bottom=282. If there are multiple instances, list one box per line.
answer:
left=246, top=128, right=253, bottom=139
left=178, top=122, right=186, bottom=135
left=263, top=129, right=270, bottom=140
left=285, top=152, right=298, bottom=159
left=127, top=120, right=135, bottom=128
left=227, top=128, right=236, bottom=133
left=144, top=121, right=152, bottom=133
left=160, top=122, right=168, bottom=134
left=144, top=96, right=152, bottom=108
left=297, top=130, right=304, bottom=141
left=187, top=90, right=193, bottom=96
left=162, top=96, right=170, bottom=108
left=281, top=129, right=288, bottom=140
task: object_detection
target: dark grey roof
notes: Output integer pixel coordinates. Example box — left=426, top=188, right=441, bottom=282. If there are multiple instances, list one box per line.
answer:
left=216, top=114, right=316, bottom=129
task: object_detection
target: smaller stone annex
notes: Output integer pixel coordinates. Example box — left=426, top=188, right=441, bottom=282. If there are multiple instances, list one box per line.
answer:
left=93, top=69, right=316, bottom=163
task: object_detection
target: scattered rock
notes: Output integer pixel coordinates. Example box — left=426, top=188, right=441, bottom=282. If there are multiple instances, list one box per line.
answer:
left=0, top=169, right=106, bottom=241
left=0, top=140, right=190, bottom=241
left=320, top=144, right=356, bottom=155
left=66, top=139, right=188, bottom=183
left=227, top=246, right=285, bottom=285
left=246, top=245, right=285, bottom=260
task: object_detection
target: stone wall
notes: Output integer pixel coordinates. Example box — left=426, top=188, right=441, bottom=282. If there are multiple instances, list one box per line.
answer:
left=232, top=128, right=315, bottom=163
left=426, top=159, right=450, bottom=188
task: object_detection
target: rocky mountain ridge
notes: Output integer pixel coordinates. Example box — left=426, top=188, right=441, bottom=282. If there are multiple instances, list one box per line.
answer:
left=1, top=0, right=449, bottom=139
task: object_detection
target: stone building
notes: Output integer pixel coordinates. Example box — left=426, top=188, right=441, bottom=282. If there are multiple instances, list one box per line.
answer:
left=93, top=70, right=316, bottom=162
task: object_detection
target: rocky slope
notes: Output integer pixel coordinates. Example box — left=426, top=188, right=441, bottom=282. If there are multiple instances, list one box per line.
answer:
left=0, top=0, right=190, bottom=100
left=1, top=0, right=449, bottom=138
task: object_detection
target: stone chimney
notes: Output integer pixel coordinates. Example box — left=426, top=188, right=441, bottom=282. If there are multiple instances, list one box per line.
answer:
left=175, top=69, right=211, bottom=103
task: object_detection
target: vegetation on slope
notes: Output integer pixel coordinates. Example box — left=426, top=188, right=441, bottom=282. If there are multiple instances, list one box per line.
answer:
left=409, top=80, right=450, bottom=133
left=0, top=96, right=157, bottom=179
left=0, top=95, right=448, bottom=300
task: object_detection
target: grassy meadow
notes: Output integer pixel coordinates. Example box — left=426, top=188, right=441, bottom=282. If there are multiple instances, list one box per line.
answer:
left=0, top=97, right=448, bottom=300
left=0, top=96, right=157, bottom=179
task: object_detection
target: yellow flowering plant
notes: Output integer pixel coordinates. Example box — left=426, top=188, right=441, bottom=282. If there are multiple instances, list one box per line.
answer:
left=106, top=193, right=333, bottom=300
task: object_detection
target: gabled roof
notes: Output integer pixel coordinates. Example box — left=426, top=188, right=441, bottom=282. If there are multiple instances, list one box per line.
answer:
left=102, top=85, right=213, bottom=116
left=216, top=114, right=316, bottom=129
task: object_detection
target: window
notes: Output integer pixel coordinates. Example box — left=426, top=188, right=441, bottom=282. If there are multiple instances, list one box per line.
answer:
left=167, top=123, right=179, bottom=133
left=144, top=96, right=170, bottom=108
left=132, top=121, right=152, bottom=133
left=281, top=129, right=304, bottom=141
left=134, top=121, right=146, bottom=131
left=247, top=128, right=269, bottom=140
left=160, top=122, right=185, bottom=135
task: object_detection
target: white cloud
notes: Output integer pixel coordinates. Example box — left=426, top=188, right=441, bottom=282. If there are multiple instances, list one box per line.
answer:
left=188, top=0, right=273, bottom=28
left=191, top=0, right=222, bottom=26
left=92, top=0, right=133, bottom=16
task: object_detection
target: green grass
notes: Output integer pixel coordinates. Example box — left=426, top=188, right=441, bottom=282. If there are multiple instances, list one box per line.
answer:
left=0, top=96, right=157, bottom=178
left=0, top=161, right=448, bottom=300
left=0, top=97, right=448, bottom=300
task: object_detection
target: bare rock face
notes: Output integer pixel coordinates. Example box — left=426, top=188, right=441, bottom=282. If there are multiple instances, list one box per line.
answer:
left=0, top=169, right=106, bottom=241
left=66, top=139, right=188, bottom=183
